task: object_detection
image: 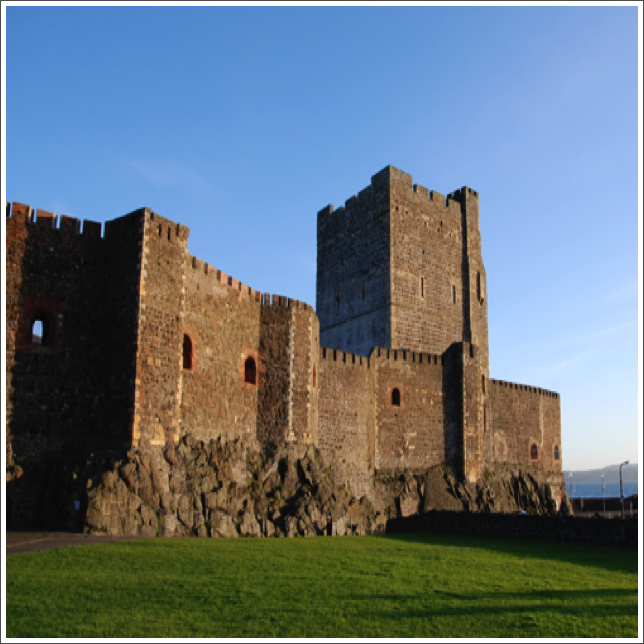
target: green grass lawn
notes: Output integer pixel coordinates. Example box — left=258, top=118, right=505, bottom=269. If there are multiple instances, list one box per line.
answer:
left=5, top=533, right=639, bottom=638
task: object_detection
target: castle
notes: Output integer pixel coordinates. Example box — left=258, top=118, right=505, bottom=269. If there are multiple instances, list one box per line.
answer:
left=5, top=165, right=565, bottom=519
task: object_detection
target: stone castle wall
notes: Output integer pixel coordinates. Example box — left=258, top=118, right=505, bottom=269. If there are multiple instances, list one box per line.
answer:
left=5, top=165, right=565, bottom=528
left=487, top=378, right=562, bottom=473
left=316, top=168, right=391, bottom=356
left=5, top=203, right=142, bottom=467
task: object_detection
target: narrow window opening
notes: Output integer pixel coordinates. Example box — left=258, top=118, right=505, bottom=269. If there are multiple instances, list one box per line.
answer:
left=420, top=277, right=424, bottom=298
left=244, top=356, right=257, bottom=385
left=476, top=271, right=481, bottom=301
left=167, top=228, right=172, bottom=241
left=158, top=224, right=162, bottom=237
left=32, top=319, right=44, bottom=345
left=391, top=388, right=401, bottom=407
left=452, top=285, right=456, bottom=304
left=530, top=444, right=538, bottom=460
left=312, top=366, right=317, bottom=389
left=481, top=375, right=485, bottom=394
left=554, top=446, right=560, bottom=460
left=183, top=334, right=193, bottom=370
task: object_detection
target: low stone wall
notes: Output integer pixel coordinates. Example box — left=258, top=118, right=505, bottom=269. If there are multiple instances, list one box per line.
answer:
left=385, top=510, right=638, bottom=548
left=571, top=495, right=638, bottom=514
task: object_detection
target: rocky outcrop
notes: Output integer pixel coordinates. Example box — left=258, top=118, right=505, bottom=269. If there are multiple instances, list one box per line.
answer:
left=8, top=435, right=569, bottom=535
left=374, top=464, right=571, bottom=518
left=84, top=437, right=383, bottom=538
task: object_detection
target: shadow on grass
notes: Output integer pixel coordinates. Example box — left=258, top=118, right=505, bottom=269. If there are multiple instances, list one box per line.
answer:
left=375, top=532, right=638, bottom=575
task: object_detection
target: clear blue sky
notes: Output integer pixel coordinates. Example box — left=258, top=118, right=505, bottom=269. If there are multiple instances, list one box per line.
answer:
left=3, top=5, right=641, bottom=471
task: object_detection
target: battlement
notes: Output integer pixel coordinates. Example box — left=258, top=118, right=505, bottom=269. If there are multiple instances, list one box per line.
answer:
left=185, top=252, right=314, bottom=310
left=316, top=167, right=478, bottom=218
left=7, top=201, right=106, bottom=238
left=320, top=347, right=370, bottom=368
left=489, top=378, right=559, bottom=399
left=371, top=346, right=443, bottom=365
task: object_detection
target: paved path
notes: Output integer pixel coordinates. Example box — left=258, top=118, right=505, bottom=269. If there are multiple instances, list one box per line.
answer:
left=6, top=531, right=140, bottom=555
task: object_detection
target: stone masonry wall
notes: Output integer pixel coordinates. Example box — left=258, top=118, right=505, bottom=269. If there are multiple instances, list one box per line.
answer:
left=488, top=379, right=562, bottom=472
left=289, top=302, right=320, bottom=451
left=180, top=255, right=262, bottom=447
left=373, top=348, right=449, bottom=472
left=133, top=211, right=189, bottom=449
left=317, top=348, right=374, bottom=499
left=5, top=202, right=143, bottom=466
left=461, top=342, right=485, bottom=483
left=317, top=167, right=391, bottom=356
left=389, top=169, right=467, bottom=357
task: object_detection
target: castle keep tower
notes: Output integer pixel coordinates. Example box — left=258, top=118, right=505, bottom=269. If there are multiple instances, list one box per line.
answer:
left=317, top=166, right=491, bottom=482
left=317, top=166, right=489, bottom=377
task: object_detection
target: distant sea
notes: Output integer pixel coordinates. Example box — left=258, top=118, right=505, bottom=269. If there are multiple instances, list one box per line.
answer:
left=565, top=481, right=638, bottom=499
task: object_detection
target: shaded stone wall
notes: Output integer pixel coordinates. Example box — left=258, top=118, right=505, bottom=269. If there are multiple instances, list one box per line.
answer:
left=488, top=379, right=562, bottom=472
left=316, top=168, right=391, bottom=356
left=386, top=511, right=638, bottom=549
left=5, top=202, right=143, bottom=466
left=461, top=343, right=485, bottom=483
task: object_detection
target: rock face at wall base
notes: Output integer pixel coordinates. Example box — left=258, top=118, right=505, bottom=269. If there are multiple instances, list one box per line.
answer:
left=84, top=438, right=374, bottom=538
left=7, top=435, right=570, bottom=536
left=81, top=437, right=569, bottom=537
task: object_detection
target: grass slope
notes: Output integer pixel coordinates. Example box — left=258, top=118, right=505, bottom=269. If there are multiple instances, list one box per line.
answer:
left=5, top=533, right=638, bottom=638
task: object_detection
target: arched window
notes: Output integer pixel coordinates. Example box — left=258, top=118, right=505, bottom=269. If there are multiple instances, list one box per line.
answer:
left=391, top=388, right=401, bottom=407
left=183, top=334, right=193, bottom=370
left=31, top=315, right=50, bottom=346
left=32, top=319, right=44, bottom=345
left=245, top=356, right=257, bottom=385
left=554, top=445, right=560, bottom=460
left=530, top=444, right=538, bottom=460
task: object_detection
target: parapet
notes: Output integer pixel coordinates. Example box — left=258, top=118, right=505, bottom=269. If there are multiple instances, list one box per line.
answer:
left=371, top=346, right=443, bottom=365
left=185, top=251, right=314, bottom=310
left=489, top=378, right=559, bottom=399
left=316, top=167, right=479, bottom=219
left=321, top=347, right=370, bottom=368
left=6, top=200, right=105, bottom=238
